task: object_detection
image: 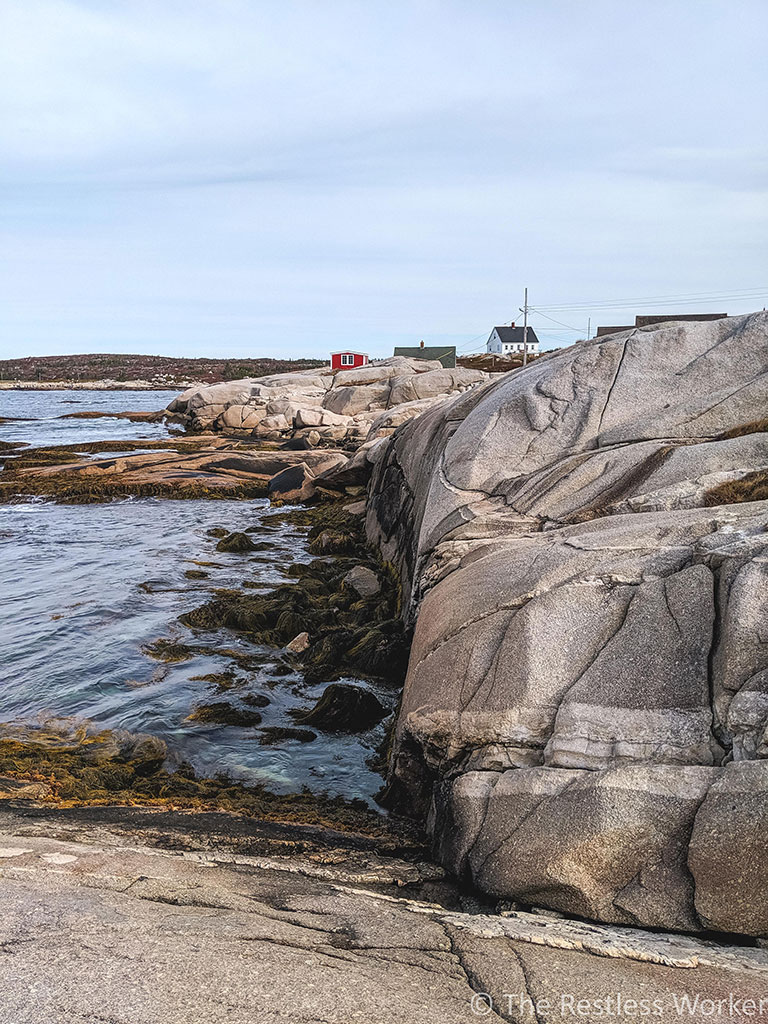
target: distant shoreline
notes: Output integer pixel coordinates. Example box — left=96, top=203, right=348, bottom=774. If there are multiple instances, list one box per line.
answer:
left=0, top=380, right=193, bottom=392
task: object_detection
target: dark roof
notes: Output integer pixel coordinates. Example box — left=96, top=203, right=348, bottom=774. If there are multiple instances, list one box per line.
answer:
left=634, top=313, right=727, bottom=327
left=492, top=326, right=540, bottom=344
left=597, top=313, right=728, bottom=337
left=596, top=326, right=633, bottom=337
left=393, top=346, right=456, bottom=369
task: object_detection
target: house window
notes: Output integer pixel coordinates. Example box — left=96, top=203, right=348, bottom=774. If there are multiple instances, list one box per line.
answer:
left=341, top=353, right=355, bottom=366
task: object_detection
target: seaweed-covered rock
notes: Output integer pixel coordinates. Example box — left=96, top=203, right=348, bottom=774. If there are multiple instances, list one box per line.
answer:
left=180, top=503, right=408, bottom=687
left=296, top=684, right=387, bottom=732
left=215, top=531, right=257, bottom=553
left=258, top=727, right=317, bottom=745
left=187, top=703, right=263, bottom=726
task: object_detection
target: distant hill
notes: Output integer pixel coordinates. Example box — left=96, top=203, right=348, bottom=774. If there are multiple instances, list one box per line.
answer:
left=0, top=353, right=327, bottom=385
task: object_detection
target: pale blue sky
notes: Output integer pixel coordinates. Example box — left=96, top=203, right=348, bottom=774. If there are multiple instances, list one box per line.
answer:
left=1, top=0, right=766, bottom=360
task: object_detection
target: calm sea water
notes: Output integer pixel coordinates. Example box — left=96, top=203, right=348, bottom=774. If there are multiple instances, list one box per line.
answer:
left=0, top=388, right=180, bottom=447
left=0, top=390, right=391, bottom=801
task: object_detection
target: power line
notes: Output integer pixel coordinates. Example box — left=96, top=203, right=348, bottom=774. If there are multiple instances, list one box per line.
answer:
left=528, top=308, right=583, bottom=332
left=440, top=286, right=765, bottom=357
left=534, top=287, right=767, bottom=313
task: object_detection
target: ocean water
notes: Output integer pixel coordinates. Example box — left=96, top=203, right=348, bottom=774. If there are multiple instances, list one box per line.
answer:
left=0, top=388, right=180, bottom=447
left=0, top=390, right=392, bottom=802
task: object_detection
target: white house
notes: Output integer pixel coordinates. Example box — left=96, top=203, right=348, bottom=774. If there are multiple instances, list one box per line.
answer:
left=486, top=323, right=540, bottom=355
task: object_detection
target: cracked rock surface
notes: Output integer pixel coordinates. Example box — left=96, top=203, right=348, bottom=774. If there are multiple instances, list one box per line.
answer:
left=0, top=807, right=766, bottom=1023
left=366, top=313, right=768, bottom=937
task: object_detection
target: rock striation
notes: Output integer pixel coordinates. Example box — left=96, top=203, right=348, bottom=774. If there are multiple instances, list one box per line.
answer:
left=166, top=357, right=488, bottom=444
left=366, top=312, right=768, bottom=937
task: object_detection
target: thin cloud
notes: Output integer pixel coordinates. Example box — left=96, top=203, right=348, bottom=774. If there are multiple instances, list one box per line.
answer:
left=0, top=0, right=766, bottom=358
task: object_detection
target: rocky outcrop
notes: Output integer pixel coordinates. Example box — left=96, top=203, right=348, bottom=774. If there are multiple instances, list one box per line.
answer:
left=366, top=312, right=768, bottom=936
left=2, top=438, right=348, bottom=502
left=166, top=357, right=488, bottom=443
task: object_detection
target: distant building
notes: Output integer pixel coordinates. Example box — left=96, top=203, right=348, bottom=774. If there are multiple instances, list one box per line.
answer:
left=393, top=342, right=456, bottom=369
left=330, top=350, right=369, bottom=370
left=596, top=313, right=727, bottom=338
left=486, top=323, right=540, bottom=355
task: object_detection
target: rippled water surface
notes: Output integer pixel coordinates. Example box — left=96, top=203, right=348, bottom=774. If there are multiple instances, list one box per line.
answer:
left=0, top=390, right=391, bottom=801
left=0, top=388, right=180, bottom=447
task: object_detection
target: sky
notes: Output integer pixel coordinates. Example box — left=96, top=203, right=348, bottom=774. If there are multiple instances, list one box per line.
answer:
left=0, top=0, right=766, bottom=361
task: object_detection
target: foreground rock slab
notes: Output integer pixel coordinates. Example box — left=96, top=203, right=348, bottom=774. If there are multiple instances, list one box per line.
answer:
left=0, top=807, right=766, bottom=1023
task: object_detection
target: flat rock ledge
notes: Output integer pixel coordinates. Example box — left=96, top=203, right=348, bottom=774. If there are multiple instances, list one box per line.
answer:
left=0, top=438, right=349, bottom=502
left=366, top=312, right=768, bottom=938
left=1, top=807, right=766, bottom=1023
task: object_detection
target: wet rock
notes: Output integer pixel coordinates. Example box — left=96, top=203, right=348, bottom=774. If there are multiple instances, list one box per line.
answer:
left=215, top=531, right=257, bottom=553
left=206, top=527, right=229, bottom=538
left=268, top=463, right=317, bottom=503
left=184, top=569, right=209, bottom=579
left=342, top=565, right=380, bottom=598
left=258, top=727, right=317, bottom=745
left=0, top=444, right=355, bottom=504
left=296, top=683, right=387, bottom=732
left=286, top=631, right=310, bottom=653
left=308, top=529, right=356, bottom=554
left=187, top=703, right=263, bottom=727
left=182, top=504, right=407, bottom=686
left=242, top=693, right=271, bottom=708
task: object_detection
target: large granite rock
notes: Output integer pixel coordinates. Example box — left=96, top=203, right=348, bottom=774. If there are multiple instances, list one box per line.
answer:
left=367, top=312, right=768, bottom=936
left=167, top=358, right=489, bottom=442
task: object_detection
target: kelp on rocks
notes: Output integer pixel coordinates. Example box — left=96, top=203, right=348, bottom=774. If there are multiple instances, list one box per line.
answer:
left=0, top=718, right=422, bottom=844
left=180, top=503, right=411, bottom=688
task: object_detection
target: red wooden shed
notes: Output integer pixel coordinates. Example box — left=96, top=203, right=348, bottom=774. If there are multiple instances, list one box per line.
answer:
left=330, top=350, right=369, bottom=371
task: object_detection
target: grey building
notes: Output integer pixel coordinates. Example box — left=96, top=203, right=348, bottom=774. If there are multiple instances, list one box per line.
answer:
left=393, top=344, right=456, bottom=369
left=596, top=313, right=727, bottom=337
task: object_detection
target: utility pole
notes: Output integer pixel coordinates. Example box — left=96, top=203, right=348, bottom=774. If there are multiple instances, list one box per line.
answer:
left=522, top=287, right=529, bottom=366
left=587, top=317, right=591, bottom=340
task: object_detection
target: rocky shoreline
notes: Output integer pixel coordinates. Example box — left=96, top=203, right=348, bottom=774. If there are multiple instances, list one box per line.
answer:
left=0, top=379, right=197, bottom=391
left=0, top=498, right=408, bottom=831
left=3, top=321, right=768, bottom=1013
